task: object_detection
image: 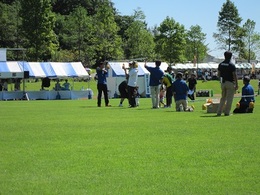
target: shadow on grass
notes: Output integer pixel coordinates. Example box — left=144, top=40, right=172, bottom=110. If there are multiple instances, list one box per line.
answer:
left=200, top=114, right=220, bottom=118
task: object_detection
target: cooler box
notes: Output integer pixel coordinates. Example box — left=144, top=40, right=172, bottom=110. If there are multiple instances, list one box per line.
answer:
left=207, top=103, right=220, bottom=113
left=204, top=99, right=221, bottom=113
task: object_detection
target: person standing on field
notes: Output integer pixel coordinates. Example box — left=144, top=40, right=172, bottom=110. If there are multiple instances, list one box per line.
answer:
left=96, top=61, right=111, bottom=107
left=122, top=61, right=138, bottom=108
left=145, top=60, right=164, bottom=109
left=162, top=72, right=173, bottom=107
left=217, top=51, right=238, bottom=116
left=187, top=73, right=197, bottom=101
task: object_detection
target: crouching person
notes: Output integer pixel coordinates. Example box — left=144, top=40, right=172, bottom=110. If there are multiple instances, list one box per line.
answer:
left=172, top=72, right=189, bottom=111
left=233, top=76, right=255, bottom=113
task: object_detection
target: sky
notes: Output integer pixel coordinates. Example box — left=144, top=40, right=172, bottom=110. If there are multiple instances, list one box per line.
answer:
left=111, top=0, right=260, bottom=59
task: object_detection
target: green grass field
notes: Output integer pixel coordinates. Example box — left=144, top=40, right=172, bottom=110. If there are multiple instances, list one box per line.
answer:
left=0, top=80, right=259, bottom=194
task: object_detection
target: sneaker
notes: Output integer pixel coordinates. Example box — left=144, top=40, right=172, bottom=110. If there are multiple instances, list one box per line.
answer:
left=224, top=113, right=232, bottom=116
left=119, top=104, right=123, bottom=107
left=106, top=104, right=111, bottom=107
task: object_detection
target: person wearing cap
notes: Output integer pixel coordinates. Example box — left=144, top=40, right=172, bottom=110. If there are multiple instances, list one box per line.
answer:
left=217, top=51, right=238, bottom=116
left=172, top=72, right=189, bottom=111
left=233, top=76, right=255, bottom=113
left=122, top=61, right=138, bottom=107
left=96, top=61, right=110, bottom=107
left=145, top=60, right=164, bottom=109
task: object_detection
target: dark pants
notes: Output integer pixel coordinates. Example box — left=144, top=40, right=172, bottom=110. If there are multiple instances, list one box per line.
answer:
left=166, top=86, right=173, bottom=107
left=188, top=93, right=195, bottom=100
left=233, top=103, right=253, bottom=113
left=128, top=86, right=137, bottom=107
left=97, top=83, right=109, bottom=106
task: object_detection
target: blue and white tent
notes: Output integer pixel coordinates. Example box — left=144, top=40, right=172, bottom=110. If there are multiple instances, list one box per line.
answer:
left=0, top=61, right=24, bottom=78
left=0, top=61, right=89, bottom=78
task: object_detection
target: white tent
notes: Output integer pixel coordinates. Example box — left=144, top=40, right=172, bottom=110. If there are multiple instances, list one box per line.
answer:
left=0, top=61, right=24, bottom=78
left=107, top=61, right=169, bottom=98
left=18, top=61, right=89, bottom=78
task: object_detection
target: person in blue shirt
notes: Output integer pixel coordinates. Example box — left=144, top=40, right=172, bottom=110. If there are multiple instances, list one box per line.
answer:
left=172, top=72, right=189, bottom=111
left=96, top=61, right=110, bottom=107
left=145, top=60, right=164, bottom=109
left=233, top=76, right=255, bottom=113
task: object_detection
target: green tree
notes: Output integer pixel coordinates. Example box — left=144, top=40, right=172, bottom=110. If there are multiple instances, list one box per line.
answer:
left=20, top=0, right=58, bottom=61
left=186, top=25, right=208, bottom=64
left=0, top=0, right=16, bottom=4
left=0, top=1, right=23, bottom=60
left=213, top=0, right=243, bottom=53
left=241, top=19, right=260, bottom=62
left=55, top=6, right=95, bottom=63
left=52, top=0, right=115, bottom=17
left=92, top=1, right=123, bottom=63
left=125, top=9, right=155, bottom=60
left=0, top=2, right=18, bottom=47
left=155, top=16, right=186, bottom=63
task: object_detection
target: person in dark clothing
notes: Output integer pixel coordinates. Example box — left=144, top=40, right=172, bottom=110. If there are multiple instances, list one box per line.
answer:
left=172, top=72, right=189, bottom=111
left=187, top=73, right=197, bottom=100
left=233, top=76, right=255, bottom=113
left=217, top=51, right=238, bottom=116
left=96, top=62, right=110, bottom=107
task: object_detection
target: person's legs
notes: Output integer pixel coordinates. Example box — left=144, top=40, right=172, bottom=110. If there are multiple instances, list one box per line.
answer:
left=166, top=87, right=172, bottom=107
left=102, top=84, right=110, bottom=106
left=217, top=83, right=227, bottom=115
left=154, top=85, right=160, bottom=108
left=224, top=81, right=235, bottom=115
left=150, top=86, right=156, bottom=108
left=182, top=99, right=188, bottom=110
left=97, top=84, right=102, bottom=107
left=128, top=86, right=136, bottom=107
left=175, top=100, right=181, bottom=111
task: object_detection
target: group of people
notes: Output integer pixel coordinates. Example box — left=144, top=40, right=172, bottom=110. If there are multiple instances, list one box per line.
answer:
left=95, top=60, right=196, bottom=111
left=53, top=79, right=71, bottom=91
left=95, top=51, right=256, bottom=114
left=0, top=79, right=21, bottom=91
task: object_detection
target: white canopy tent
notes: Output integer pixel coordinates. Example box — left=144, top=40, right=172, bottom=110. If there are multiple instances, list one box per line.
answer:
left=20, top=62, right=89, bottom=78
left=0, top=61, right=24, bottom=78
left=107, top=61, right=169, bottom=98
left=171, top=62, right=260, bottom=70
left=0, top=61, right=91, bottom=100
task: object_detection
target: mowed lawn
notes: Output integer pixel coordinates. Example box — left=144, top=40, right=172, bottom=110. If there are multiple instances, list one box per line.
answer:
left=0, top=92, right=259, bottom=194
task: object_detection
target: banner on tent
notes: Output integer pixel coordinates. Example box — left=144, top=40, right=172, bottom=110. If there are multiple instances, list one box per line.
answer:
left=144, top=73, right=150, bottom=97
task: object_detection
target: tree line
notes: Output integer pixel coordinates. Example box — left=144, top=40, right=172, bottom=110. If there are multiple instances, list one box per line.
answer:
left=0, top=0, right=259, bottom=67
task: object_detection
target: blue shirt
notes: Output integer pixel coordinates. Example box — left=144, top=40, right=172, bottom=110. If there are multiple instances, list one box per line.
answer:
left=145, top=66, right=164, bottom=86
left=96, top=67, right=107, bottom=84
left=240, top=83, right=255, bottom=106
left=172, top=79, right=189, bottom=101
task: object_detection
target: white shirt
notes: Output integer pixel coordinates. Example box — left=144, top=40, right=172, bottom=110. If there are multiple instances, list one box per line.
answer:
left=128, top=68, right=138, bottom=87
